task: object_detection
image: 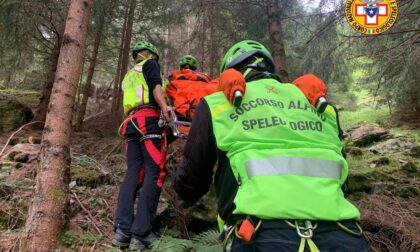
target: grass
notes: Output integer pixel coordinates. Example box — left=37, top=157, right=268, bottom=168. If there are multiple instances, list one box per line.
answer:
left=340, top=106, right=391, bottom=130
left=390, top=128, right=420, bottom=144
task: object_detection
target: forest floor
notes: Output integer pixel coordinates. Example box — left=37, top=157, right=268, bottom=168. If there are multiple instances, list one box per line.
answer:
left=0, top=89, right=419, bottom=251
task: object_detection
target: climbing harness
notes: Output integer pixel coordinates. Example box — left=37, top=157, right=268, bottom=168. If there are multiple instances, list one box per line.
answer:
left=221, top=217, right=366, bottom=252
left=117, top=106, right=164, bottom=143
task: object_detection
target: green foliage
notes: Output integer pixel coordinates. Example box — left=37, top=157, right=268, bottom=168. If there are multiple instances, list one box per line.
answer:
left=346, top=0, right=420, bottom=114
left=151, top=236, right=193, bottom=252
left=191, top=229, right=220, bottom=246
left=340, top=107, right=390, bottom=130
left=61, top=230, right=74, bottom=247
left=104, top=248, right=119, bottom=252
left=149, top=229, right=222, bottom=252
left=75, top=155, right=100, bottom=168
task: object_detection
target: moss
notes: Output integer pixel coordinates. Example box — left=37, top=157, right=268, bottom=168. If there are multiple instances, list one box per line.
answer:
left=399, top=187, right=419, bottom=199
left=401, top=162, right=418, bottom=174
left=348, top=173, right=375, bottom=193
left=347, top=147, right=363, bottom=156
left=70, top=166, right=110, bottom=188
left=7, top=151, right=20, bottom=161
left=372, top=157, right=390, bottom=166
left=61, top=230, right=74, bottom=247
left=51, top=187, right=65, bottom=201
left=0, top=99, right=33, bottom=132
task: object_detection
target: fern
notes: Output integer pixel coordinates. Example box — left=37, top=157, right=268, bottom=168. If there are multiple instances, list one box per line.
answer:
left=150, top=236, right=193, bottom=252
left=191, top=230, right=220, bottom=246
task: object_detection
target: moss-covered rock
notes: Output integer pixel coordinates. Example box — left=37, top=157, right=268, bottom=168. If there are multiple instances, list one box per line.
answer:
left=0, top=99, right=33, bottom=132
left=350, top=123, right=390, bottom=147
left=70, top=166, right=111, bottom=188
left=348, top=173, right=375, bottom=193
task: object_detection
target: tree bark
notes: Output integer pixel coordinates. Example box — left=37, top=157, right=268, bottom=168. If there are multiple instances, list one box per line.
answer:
left=267, top=0, right=289, bottom=82
left=34, top=24, right=65, bottom=124
left=199, top=6, right=206, bottom=72
left=75, top=15, right=105, bottom=131
left=23, top=1, right=93, bottom=251
left=111, top=0, right=129, bottom=114
left=111, top=0, right=136, bottom=117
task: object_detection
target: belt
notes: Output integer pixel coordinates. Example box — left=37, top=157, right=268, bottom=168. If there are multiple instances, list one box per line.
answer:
left=128, top=104, right=159, bottom=116
left=260, top=219, right=360, bottom=233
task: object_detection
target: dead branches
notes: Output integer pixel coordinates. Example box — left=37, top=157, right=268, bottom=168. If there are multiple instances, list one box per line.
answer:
left=71, top=191, right=110, bottom=239
left=0, top=121, right=44, bottom=158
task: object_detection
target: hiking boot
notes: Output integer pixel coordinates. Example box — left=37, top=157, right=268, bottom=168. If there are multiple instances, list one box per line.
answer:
left=129, top=232, right=157, bottom=251
left=112, top=228, right=131, bottom=249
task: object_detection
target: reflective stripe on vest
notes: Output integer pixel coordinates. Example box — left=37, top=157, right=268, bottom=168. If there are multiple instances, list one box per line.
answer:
left=246, top=157, right=341, bottom=179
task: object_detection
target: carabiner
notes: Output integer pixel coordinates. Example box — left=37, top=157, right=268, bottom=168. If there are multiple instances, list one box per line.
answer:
left=295, top=220, right=314, bottom=239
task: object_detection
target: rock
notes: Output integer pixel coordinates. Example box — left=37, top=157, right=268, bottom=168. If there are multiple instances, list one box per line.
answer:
left=401, top=162, right=417, bottom=174
left=70, top=166, right=111, bottom=188
left=369, top=139, right=417, bottom=154
left=350, top=124, right=390, bottom=147
left=0, top=99, right=33, bottom=132
left=1, top=144, right=40, bottom=165
left=69, top=181, right=77, bottom=189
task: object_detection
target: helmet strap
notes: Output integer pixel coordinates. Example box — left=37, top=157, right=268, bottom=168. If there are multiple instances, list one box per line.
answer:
left=243, top=57, right=265, bottom=78
left=136, top=52, right=152, bottom=63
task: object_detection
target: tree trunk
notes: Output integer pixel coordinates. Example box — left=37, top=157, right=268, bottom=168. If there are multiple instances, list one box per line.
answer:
left=267, top=0, right=289, bottom=82
left=209, top=8, right=216, bottom=77
left=34, top=26, right=65, bottom=124
left=23, top=1, right=93, bottom=251
left=116, top=0, right=136, bottom=117
left=111, top=0, right=128, bottom=115
left=199, top=6, right=206, bottom=72
left=111, top=0, right=136, bottom=117
left=75, top=15, right=105, bottom=131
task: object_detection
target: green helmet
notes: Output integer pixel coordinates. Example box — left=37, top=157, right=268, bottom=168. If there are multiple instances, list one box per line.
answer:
left=131, top=41, right=159, bottom=60
left=179, top=55, right=198, bottom=70
left=219, top=40, right=274, bottom=73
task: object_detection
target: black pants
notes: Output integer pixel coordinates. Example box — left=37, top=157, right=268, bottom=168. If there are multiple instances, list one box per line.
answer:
left=114, top=109, right=166, bottom=237
left=231, top=226, right=370, bottom=252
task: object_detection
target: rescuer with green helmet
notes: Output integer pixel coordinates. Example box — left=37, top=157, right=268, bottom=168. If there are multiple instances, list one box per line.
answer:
left=112, top=40, right=173, bottom=250
left=173, top=40, right=370, bottom=252
left=179, top=55, right=198, bottom=70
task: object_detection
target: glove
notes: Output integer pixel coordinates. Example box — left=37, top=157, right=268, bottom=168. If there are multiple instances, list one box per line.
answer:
left=219, top=69, right=246, bottom=107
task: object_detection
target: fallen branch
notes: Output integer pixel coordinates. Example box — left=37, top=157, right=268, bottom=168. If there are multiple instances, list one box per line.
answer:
left=89, top=241, right=97, bottom=252
left=71, top=191, right=109, bottom=238
left=103, top=140, right=123, bottom=161
left=0, top=121, right=44, bottom=158
left=83, top=110, right=105, bottom=122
